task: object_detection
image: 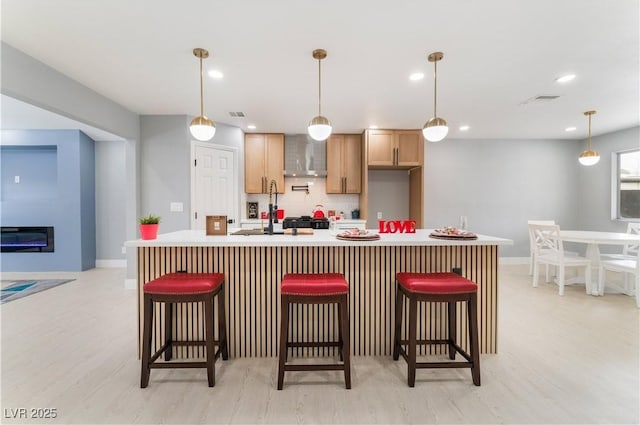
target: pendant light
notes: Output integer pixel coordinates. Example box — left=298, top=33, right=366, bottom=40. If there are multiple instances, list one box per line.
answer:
left=422, top=51, right=448, bottom=142
left=308, top=49, right=332, bottom=141
left=578, top=110, right=600, bottom=166
left=189, top=48, right=216, bottom=141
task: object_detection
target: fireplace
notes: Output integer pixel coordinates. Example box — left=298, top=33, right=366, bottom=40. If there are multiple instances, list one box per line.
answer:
left=1, top=226, right=54, bottom=252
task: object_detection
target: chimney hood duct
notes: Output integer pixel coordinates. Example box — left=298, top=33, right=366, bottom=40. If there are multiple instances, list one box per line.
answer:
left=283, top=134, right=327, bottom=177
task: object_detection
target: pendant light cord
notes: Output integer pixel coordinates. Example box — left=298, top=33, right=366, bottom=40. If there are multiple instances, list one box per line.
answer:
left=318, top=58, right=322, bottom=116
left=433, top=59, right=438, bottom=117
left=199, top=56, right=205, bottom=117
left=587, top=112, right=592, bottom=150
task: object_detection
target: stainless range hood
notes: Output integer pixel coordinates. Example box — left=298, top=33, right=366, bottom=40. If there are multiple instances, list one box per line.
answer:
left=283, top=134, right=327, bottom=177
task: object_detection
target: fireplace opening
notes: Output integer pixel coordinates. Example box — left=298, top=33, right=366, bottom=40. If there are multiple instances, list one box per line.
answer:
left=1, top=226, right=54, bottom=252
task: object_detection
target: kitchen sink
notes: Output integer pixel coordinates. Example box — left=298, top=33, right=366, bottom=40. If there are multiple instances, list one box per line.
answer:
left=231, top=229, right=284, bottom=236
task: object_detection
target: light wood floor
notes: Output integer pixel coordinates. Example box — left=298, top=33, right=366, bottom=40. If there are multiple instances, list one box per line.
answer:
left=1, top=265, right=638, bottom=424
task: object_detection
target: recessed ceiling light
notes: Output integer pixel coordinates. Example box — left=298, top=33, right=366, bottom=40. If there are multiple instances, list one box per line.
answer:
left=409, top=72, right=424, bottom=81
left=247, top=124, right=256, bottom=130
left=459, top=125, right=470, bottom=131
left=565, top=126, right=577, bottom=132
left=208, top=69, right=224, bottom=79
left=555, top=74, right=576, bottom=83
left=369, top=125, right=379, bottom=129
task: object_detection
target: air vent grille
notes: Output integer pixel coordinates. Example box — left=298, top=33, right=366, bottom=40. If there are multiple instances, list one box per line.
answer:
left=229, top=112, right=245, bottom=117
left=520, top=95, right=561, bottom=105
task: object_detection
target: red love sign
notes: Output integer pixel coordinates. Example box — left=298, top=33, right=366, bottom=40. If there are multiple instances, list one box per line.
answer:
left=378, top=220, right=417, bottom=234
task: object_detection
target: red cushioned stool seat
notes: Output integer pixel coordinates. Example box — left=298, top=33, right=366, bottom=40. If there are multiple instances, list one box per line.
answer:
left=281, top=273, right=348, bottom=296
left=397, top=272, right=478, bottom=294
left=277, top=273, right=351, bottom=390
left=144, top=273, right=225, bottom=295
left=393, top=271, right=481, bottom=387
left=140, top=273, right=228, bottom=388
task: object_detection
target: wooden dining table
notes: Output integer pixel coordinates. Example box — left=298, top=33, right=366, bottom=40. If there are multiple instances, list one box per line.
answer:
left=559, top=230, right=640, bottom=295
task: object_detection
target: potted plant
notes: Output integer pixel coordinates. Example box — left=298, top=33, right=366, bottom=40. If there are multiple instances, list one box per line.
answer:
left=139, top=214, right=161, bottom=240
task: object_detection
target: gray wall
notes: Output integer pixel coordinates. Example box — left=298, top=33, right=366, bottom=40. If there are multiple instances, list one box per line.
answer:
left=139, top=116, right=244, bottom=234
left=95, top=140, right=126, bottom=260
left=423, top=138, right=579, bottom=257
left=367, top=170, right=410, bottom=229
left=577, top=126, right=639, bottom=232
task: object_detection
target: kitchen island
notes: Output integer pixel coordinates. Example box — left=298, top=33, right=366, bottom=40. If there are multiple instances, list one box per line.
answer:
left=125, top=229, right=512, bottom=358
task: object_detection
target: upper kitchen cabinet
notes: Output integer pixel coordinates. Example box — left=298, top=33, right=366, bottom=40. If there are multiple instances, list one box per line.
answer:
left=326, top=134, right=362, bottom=193
left=244, top=134, right=284, bottom=194
left=366, top=129, right=423, bottom=168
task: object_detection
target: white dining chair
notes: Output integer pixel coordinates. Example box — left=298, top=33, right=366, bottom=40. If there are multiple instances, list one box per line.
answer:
left=528, top=220, right=578, bottom=276
left=530, top=223, right=592, bottom=296
left=598, top=223, right=640, bottom=307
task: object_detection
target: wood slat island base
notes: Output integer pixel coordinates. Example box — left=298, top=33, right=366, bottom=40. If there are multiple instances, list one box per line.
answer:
left=127, top=230, right=512, bottom=358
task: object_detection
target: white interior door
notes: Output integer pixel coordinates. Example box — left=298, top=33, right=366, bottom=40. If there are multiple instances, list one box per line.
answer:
left=191, top=142, right=238, bottom=230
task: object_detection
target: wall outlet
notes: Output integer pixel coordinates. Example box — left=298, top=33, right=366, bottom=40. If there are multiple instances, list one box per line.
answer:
left=14, top=176, right=20, bottom=183
left=377, top=211, right=383, bottom=219
left=121, top=246, right=126, bottom=254
left=170, top=202, right=183, bottom=212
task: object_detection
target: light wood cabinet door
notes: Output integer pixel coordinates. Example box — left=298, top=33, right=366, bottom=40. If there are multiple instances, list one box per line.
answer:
left=367, top=130, right=395, bottom=166
left=396, top=130, right=423, bottom=166
left=244, top=134, right=284, bottom=194
left=265, top=134, right=284, bottom=192
left=342, top=134, right=362, bottom=193
left=367, top=129, right=423, bottom=168
left=327, top=134, right=362, bottom=194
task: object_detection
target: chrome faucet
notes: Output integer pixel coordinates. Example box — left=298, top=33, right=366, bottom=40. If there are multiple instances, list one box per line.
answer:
left=267, top=179, right=279, bottom=234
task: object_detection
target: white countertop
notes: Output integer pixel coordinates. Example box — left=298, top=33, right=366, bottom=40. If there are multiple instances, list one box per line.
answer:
left=125, top=229, right=513, bottom=248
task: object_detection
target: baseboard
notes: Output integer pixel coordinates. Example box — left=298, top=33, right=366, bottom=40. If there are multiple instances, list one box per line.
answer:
left=499, top=257, right=529, bottom=265
left=95, top=259, right=127, bottom=268
left=124, top=279, right=137, bottom=290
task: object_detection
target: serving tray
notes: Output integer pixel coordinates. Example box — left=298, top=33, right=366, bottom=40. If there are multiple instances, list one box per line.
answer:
left=336, top=230, right=380, bottom=241
left=429, top=228, right=477, bottom=240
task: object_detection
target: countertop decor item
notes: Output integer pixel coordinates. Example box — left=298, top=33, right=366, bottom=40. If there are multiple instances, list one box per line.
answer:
left=429, top=227, right=477, bottom=240
left=139, top=214, right=160, bottom=240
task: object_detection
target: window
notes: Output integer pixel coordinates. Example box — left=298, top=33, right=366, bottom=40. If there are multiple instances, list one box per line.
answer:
left=612, top=149, right=640, bottom=220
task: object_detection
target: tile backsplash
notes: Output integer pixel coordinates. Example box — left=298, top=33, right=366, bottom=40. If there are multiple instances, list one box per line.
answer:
left=245, top=177, right=359, bottom=218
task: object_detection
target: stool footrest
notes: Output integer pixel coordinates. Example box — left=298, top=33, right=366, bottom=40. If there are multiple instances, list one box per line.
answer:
left=284, top=364, right=346, bottom=372
left=395, top=343, right=473, bottom=364
left=150, top=362, right=208, bottom=369
left=415, top=361, right=473, bottom=369
left=287, top=341, right=341, bottom=348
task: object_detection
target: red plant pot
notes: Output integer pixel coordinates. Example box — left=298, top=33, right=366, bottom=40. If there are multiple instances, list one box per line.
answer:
left=139, top=224, right=159, bottom=240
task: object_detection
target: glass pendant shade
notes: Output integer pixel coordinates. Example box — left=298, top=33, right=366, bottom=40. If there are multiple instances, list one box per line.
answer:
left=190, top=48, right=215, bottom=142
left=190, top=116, right=216, bottom=141
left=579, top=110, right=599, bottom=166
left=308, top=115, right=332, bottom=141
left=422, top=51, right=448, bottom=143
left=422, top=117, right=449, bottom=142
left=578, top=149, right=600, bottom=166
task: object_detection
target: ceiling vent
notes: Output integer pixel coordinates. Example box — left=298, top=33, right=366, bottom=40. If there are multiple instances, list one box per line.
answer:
left=520, top=95, right=560, bottom=105
left=228, top=111, right=245, bottom=117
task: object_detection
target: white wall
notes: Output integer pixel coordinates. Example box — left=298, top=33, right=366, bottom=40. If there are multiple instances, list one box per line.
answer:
left=367, top=170, right=410, bottom=228
left=95, top=140, right=126, bottom=260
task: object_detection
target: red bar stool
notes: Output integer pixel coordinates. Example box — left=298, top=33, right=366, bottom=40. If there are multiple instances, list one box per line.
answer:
left=277, top=273, right=351, bottom=390
left=140, top=273, right=228, bottom=388
left=393, top=272, right=480, bottom=387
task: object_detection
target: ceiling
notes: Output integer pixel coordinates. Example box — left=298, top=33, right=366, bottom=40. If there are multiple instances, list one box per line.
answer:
left=1, top=0, right=638, bottom=141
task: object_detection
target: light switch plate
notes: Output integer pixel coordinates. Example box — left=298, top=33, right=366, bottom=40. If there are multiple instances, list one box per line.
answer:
left=170, top=202, right=183, bottom=212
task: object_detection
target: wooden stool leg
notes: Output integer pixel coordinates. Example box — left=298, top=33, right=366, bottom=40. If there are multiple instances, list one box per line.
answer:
left=217, top=285, right=229, bottom=360
left=164, top=302, right=173, bottom=361
left=277, top=295, right=290, bottom=390
left=140, top=295, right=153, bottom=388
left=447, top=301, right=457, bottom=360
left=204, top=296, right=216, bottom=387
left=468, top=293, right=481, bottom=386
left=392, top=285, right=403, bottom=361
left=407, top=295, right=418, bottom=387
left=337, top=302, right=344, bottom=361
left=339, top=294, right=351, bottom=389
